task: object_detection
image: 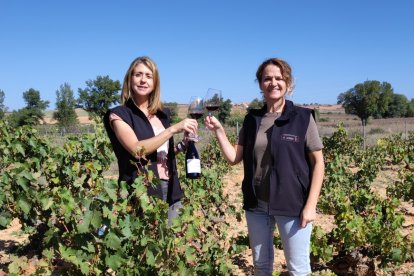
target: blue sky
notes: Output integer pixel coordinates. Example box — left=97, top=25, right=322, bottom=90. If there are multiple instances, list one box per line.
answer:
left=1, top=0, right=414, bottom=111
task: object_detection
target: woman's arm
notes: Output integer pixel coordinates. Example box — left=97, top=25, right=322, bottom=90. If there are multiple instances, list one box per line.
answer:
left=300, top=149, right=325, bottom=228
left=205, top=116, right=243, bottom=165
left=111, top=118, right=197, bottom=158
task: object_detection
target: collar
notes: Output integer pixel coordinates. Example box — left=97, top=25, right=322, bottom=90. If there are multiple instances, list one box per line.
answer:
left=249, top=100, right=297, bottom=121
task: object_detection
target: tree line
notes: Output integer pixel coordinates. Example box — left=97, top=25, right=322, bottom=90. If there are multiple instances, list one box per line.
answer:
left=0, top=76, right=232, bottom=132
left=1, top=78, right=412, bottom=132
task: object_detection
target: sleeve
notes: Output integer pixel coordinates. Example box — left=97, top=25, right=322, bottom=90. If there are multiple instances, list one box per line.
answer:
left=305, top=114, right=323, bottom=151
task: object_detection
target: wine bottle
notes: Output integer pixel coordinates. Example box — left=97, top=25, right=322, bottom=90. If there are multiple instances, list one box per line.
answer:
left=186, top=140, right=201, bottom=179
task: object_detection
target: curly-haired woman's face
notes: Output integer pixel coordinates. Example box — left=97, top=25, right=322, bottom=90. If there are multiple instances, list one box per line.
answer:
left=260, top=64, right=287, bottom=103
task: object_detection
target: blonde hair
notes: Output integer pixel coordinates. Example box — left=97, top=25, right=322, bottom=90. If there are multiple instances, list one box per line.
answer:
left=256, top=58, right=294, bottom=95
left=121, top=56, right=163, bottom=114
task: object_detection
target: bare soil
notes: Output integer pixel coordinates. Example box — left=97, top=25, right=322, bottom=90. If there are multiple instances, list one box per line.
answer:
left=2, top=105, right=414, bottom=275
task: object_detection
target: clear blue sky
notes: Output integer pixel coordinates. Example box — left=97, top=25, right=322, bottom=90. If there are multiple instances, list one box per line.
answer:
left=1, top=0, right=414, bottom=111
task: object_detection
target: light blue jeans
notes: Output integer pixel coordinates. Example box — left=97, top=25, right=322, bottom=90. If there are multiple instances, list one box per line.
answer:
left=245, top=200, right=312, bottom=276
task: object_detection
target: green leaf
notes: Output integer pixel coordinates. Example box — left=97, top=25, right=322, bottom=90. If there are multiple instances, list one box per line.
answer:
left=81, top=242, right=95, bottom=253
left=105, top=254, right=123, bottom=270
left=40, top=195, right=54, bottom=210
left=14, top=143, right=25, bottom=156
left=77, top=210, right=93, bottom=233
left=42, top=248, right=54, bottom=260
left=104, top=181, right=118, bottom=202
left=105, top=232, right=122, bottom=250
left=146, top=249, right=155, bottom=266
left=17, top=197, right=31, bottom=215
left=90, top=210, right=103, bottom=229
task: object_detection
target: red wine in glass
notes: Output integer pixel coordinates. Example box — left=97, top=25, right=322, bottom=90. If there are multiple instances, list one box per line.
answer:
left=189, top=112, right=204, bottom=120
left=187, top=96, right=203, bottom=141
left=204, top=88, right=222, bottom=116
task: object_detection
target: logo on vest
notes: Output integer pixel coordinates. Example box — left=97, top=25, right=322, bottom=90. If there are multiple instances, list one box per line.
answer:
left=281, top=134, right=299, bottom=142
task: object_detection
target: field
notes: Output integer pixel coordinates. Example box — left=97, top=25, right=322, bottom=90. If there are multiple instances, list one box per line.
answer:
left=1, top=104, right=414, bottom=275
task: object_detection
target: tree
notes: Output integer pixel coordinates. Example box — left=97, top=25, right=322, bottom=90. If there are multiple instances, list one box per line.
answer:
left=8, top=88, right=49, bottom=126
left=248, top=97, right=265, bottom=110
left=53, top=83, right=79, bottom=132
left=78, top=75, right=121, bottom=119
left=163, top=102, right=179, bottom=123
left=337, top=80, right=393, bottom=148
left=218, top=98, right=232, bottom=124
left=0, top=89, right=6, bottom=119
left=406, top=99, right=414, bottom=117
left=384, top=93, right=408, bottom=118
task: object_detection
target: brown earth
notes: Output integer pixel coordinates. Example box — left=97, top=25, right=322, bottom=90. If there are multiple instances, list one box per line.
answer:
left=2, top=105, right=414, bottom=274
left=1, top=164, right=413, bottom=275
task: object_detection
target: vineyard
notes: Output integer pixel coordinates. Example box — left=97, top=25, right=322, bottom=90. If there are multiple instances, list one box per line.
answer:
left=0, top=115, right=414, bottom=275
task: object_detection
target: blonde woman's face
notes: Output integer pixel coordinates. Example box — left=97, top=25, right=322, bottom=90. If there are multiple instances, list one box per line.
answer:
left=130, top=63, right=154, bottom=99
left=260, top=64, right=288, bottom=102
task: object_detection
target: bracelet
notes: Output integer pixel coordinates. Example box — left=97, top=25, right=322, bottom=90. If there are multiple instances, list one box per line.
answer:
left=176, top=141, right=187, bottom=152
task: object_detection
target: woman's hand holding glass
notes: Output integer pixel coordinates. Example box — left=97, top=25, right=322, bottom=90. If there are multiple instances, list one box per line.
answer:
left=187, top=96, right=203, bottom=142
left=204, top=115, right=222, bottom=132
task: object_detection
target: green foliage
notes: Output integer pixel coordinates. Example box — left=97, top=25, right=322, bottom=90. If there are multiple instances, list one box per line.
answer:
left=163, top=102, right=179, bottom=123
left=0, top=89, right=6, bottom=119
left=53, top=83, right=79, bottom=131
left=0, top=121, right=239, bottom=274
left=385, top=93, right=409, bottom=118
left=2, top=118, right=414, bottom=273
left=77, top=75, right=121, bottom=119
left=406, top=99, right=414, bottom=117
left=226, top=111, right=245, bottom=127
left=314, top=125, right=414, bottom=268
left=8, top=88, right=50, bottom=127
left=248, top=97, right=265, bottom=109
left=338, top=80, right=393, bottom=125
left=217, top=98, right=232, bottom=124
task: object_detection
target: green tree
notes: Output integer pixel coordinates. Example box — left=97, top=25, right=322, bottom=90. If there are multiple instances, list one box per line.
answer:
left=218, top=98, right=232, bottom=124
left=8, top=88, right=49, bottom=126
left=77, top=75, right=121, bottom=119
left=248, top=97, right=265, bottom=110
left=406, top=99, right=414, bottom=117
left=338, top=80, right=393, bottom=148
left=0, top=89, right=6, bottom=119
left=53, top=83, right=79, bottom=132
left=384, top=93, right=408, bottom=118
left=373, top=82, right=393, bottom=118
left=163, top=102, right=179, bottom=123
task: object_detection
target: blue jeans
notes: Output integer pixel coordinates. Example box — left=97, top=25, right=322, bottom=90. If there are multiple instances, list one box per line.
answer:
left=245, top=200, right=312, bottom=276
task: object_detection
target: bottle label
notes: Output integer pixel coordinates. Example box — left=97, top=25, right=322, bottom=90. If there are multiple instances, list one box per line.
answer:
left=187, top=159, right=201, bottom=173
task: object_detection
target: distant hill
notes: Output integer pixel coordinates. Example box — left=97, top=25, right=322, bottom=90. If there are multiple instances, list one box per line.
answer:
left=41, top=104, right=344, bottom=124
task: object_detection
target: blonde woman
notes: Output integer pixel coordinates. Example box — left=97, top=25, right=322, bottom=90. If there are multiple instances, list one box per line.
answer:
left=104, top=56, right=197, bottom=222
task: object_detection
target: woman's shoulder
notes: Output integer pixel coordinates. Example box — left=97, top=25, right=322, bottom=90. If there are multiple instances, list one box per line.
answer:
left=110, top=105, right=132, bottom=115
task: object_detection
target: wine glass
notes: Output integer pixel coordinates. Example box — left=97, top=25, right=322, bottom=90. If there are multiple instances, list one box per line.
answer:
left=188, top=96, right=204, bottom=120
left=187, top=96, right=203, bottom=142
left=204, top=88, right=222, bottom=116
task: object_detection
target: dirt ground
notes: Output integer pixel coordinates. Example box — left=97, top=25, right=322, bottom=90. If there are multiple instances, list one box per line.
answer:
left=1, top=163, right=413, bottom=275
left=2, top=105, right=414, bottom=274
left=222, top=164, right=414, bottom=275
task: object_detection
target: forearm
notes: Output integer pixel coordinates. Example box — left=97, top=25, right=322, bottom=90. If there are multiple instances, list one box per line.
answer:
left=214, top=127, right=240, bottom=165
left=134, top=127, right=175, bottom=155
left=305, top=152, right=325, bottom=209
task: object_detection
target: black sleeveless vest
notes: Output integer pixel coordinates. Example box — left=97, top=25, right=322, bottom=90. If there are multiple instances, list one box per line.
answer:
left=241, top=100, right=313, bottom=216
left=103, top=99, right=182, bottom=204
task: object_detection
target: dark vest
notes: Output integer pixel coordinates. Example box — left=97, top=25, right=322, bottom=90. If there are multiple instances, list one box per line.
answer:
left=242, top=100, right=313, bottom=216
left=103, top=99, right=182, bottom=204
